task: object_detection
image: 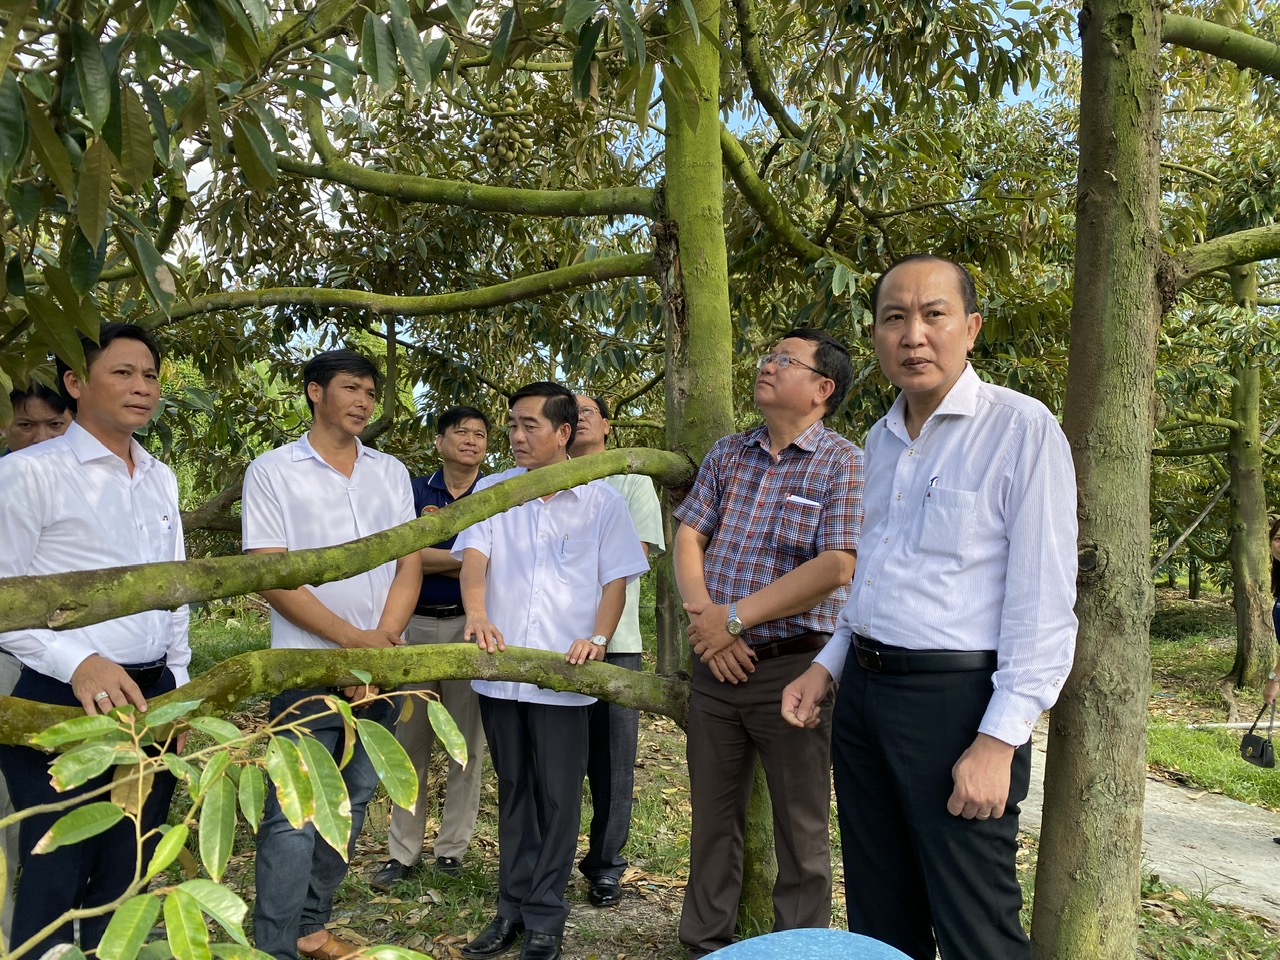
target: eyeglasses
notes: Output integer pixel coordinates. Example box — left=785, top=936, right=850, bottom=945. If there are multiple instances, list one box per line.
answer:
left=756, top=353, right=825, bottom=376
left=577, top=407, right=601, bottom=420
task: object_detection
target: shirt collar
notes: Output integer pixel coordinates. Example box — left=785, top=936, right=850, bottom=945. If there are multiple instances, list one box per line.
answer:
left=515, top=463, right=589, bottom=499
left=427, top=468, right=483, bottom=494
left=744, top=420, right=826, bottom=455
left=885, top=363, right=980, bottom=436
left=64, top=421, right=155, bottom=473
left=294, top=431, right=374, bottom=463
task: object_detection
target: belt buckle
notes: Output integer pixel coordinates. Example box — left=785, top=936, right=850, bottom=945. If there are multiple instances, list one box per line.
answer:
left=859, top=646, right=882, bottom=672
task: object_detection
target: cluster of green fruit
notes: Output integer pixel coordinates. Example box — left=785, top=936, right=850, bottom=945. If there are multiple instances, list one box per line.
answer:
left=477, top=97, right=535, bottom=170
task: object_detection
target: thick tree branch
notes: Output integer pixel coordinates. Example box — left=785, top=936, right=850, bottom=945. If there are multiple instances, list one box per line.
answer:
left=1151, top=443, right=1231, bottom=456
left=0, top=646, right=691, bottom=745
left=730, top=0, right=804, bottom=141
left=141, top=253, right=658, bottom=327
left=719, top=124, right=853, bottom=270
left=613, top=370, right=665, bottom=408
left=280, top=101, right=657, bottom=219
left=180, top=478, right=244, bottom=533
left=1164, top=225, right=1280, bottom=299
left=1162, top=14, right=1280, bottom=80
left=0, top=449, right=695, bottom=634
left=1163, top=414, right=1241, bottom=431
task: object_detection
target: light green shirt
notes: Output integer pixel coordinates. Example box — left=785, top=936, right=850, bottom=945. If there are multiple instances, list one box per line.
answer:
left=605, top=473, right=666, bottom=653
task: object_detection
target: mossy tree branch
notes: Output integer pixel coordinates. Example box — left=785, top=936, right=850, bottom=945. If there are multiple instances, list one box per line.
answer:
left=1151, top=443, right=1231, bottom=456
left=0, top=449, right=695, bottom=634
left=0, top=646, right=692, bottom=745
left=730, top=0, right=804, bottom=142
left=140, top=253, right=658, bottom=328
left=1162, top=14, right=1280, bottom=80
left=1163, top=224, right=1280, bottom=300
left=280, top=100, right=658, bottom=219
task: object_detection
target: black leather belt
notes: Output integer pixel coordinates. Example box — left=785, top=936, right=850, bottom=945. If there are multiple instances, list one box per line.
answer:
left=853, top=635, right=996, bottom=674
left=415, top=604, right=463, bottom=619
left=120, top=657, right=168, bottom=686
left=751, top=632, right=829, bottom=662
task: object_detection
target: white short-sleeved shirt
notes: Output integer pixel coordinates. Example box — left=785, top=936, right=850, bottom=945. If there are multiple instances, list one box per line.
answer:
left=604, top=473, right=665, bottom=654
left=241, top=433, right=415, bottom=650
left=453, top=466, right=650, bottom=706
left=0, top=422, right=191, bottom=684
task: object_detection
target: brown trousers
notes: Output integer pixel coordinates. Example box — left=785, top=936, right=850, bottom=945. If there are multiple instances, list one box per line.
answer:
left=678, top=651, right=835, bottom=955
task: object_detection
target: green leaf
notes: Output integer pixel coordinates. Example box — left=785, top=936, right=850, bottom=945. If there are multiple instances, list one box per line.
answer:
left=445, top=0, right=473, bottom=30
left=559, top=0, right=597, bottom=33
left=350, top=669, right=372, bottom=684
left=132, top=229, right=177, bottom=316
left=388, top=0, right=430, bottom=92
left=237, top=764, right=265, bottom=831
left=0, top=0, right=34, bottom=76
left=116, top=86, right=155, bottom=191
left=178, top=879, right=250, bottom=946
left=831, top=262, right=849, bottom=296
left=30, top=712, right=119, bottom=750
left=488, top=8, right=515, bottom=75
left=231, top=116, right=275, bottom=193
left=77, top=138, right=112, bottom=246
left=145, top=823, right=189, bottom=879
left=356, top=718, right=417, bottom=808
left=295, top=736, right=352, bottom=858
left=157, top=30, right=215, bottom=70
left=0, top=68, right=29, bottom=187
left=428, top=699, right=468, bottom=767
left=138, top=942, right=173, bottom=960
left=633, top=60, right=653, bottom=132
left=199, top=776, right=237, bottom=881
left=197, top=749, right=231, bottom=798
left=571, top=18, right=603, bottom=100
left=27, top=291, right=88, bottom=374
left=678, top=0, right=700, bottom=43
left=34, top=801, right=125, bottom=854
left=41, top=264, right=97, bottom=338
left=188, top=715, right=243, bottom=744
left=237, top=0, right=268, bottom=32
left=6, top=255, right=26, bottom=297
left=98, top=893, right=162, bottom=960
left=361, top=14, right=397, bottom=95
left=164, top=887, right=212, bottom=960
left=187, top=0, right=227, bottom=64
left=71, top=24, right=112, bottom=135
left=610, top=0, right=643, bottom=69
left=51, top=742, right=142, bottom=790
left=662, top=56, right=702, bottom=132
left=147, top=0, right=180, bottom=30
left=424, top=37, right=451, bottom=84
left=362, top=949, right=432, bottom=960
left=21, top=87, right=74, bottom=199
left=264, top=737, right=314, bottom=829
left=138, top=77, right=169, bottom=158
left=142, top=698, right=205, bottom=728
left=210, top=947, right=272, bottom=960
left=162, top=752, right=201, bottom=786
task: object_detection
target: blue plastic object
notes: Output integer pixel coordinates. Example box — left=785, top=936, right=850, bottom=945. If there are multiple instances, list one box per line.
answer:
left=710, top=928, right=913, bottom=959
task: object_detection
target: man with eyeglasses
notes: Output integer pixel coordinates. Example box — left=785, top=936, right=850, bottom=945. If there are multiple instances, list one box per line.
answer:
left=672, top=328, right=864, bottom=957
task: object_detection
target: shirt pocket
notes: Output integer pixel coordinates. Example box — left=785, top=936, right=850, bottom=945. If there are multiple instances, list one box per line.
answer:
left=773, top=497, right=822, bottom=557
left=555, top=540, right=599, bottom=588
left=917, top=487, right=975, bottom=561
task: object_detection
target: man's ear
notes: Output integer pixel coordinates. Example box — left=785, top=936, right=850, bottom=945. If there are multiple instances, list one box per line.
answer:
left=63, top=368, right=85, bottom=402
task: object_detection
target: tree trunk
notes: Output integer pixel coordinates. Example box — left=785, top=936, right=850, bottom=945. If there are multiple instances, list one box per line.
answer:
left=1031, top=1, right=1163, bottom=957
left=655, top=500, right=689, bottom=677
left=1226, top=266, right=1272, bottom=687
left=1189, top=556, right=1200, bottom=599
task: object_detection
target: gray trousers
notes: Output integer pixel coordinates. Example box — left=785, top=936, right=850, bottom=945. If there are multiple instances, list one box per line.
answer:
left=387, top=615, right=486, bottom=863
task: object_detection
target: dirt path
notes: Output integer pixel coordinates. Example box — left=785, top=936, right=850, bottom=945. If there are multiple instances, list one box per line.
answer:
left=1022, top=726, right=1280, bottom=924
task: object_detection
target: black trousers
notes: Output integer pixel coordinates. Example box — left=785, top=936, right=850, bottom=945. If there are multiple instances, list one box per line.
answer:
left=0, top=666, right=178, bottom=958
left=831, top=656, right=1032, bottom=960
left=478, top=695, right=589, bottom=936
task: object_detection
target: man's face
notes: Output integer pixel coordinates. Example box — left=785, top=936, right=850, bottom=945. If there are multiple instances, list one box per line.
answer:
left=436, top=417, right=488, bottom=468
left=872, top=259, right=982, bottom=408
left=5, top=396, right=70, bottom=450
left=308, top=373, right=377, bottom=437
left=508, top=396, right=570, bottom=470
left=571, top=396, right=609, bottom=455
left=754, top=336, right=830, bottom=415
left=63, top=337, right=161, bottom=439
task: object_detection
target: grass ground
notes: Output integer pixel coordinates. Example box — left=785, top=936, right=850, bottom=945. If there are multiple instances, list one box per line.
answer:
left=182, top=590, right=1280, bottom=959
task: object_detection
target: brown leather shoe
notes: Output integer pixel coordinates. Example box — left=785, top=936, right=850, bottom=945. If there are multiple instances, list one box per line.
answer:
left=298, top=932, right=360, bottom=960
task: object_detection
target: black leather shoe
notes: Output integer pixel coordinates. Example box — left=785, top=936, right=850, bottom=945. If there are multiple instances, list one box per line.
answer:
left=588, top=876, right=621, bottom=908
left=460, top=916, right=525, bottom=959
left=369, top=859, right=410, bottom=891
left=435, top=855, right=463, bottom=877
left=519, top=931, right=561, bottom=960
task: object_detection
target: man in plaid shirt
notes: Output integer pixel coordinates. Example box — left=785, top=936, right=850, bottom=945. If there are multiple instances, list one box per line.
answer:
left=673, top=328, right=864, bottom=957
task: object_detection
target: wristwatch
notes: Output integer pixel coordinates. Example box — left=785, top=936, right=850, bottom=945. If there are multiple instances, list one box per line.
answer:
left=726, top=603, right=745, bottom=637
left=589, top=635, right=609, bottom=648
left=1269, top=672, right=1278, bottom=682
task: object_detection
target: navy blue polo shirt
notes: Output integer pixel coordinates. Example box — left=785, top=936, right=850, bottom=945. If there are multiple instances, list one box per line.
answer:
left=413, top=468, right=482, bottom=609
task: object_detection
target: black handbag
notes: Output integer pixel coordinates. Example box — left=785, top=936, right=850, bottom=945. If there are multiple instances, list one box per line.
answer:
left=1241, top=702, right=1276, bottom=768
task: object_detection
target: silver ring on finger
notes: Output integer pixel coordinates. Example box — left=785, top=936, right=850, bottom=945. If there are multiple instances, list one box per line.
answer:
left=93, top=690, right=110, bottom=702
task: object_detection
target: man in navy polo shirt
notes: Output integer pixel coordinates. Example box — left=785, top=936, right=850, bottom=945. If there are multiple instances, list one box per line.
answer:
left=372, top=406, right=492, bottom=889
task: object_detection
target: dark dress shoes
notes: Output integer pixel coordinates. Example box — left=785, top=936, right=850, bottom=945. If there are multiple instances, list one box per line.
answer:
left=519, top=931, right=562, bottom=960
left=460, top=916, right=525, bottom=959
left=369, top=859, right=409, bottom=892
left=588, top=876, right=622, bottom=908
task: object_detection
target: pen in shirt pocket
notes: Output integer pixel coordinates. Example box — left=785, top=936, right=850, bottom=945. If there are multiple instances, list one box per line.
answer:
left=162, top=514, right=172, bottom=530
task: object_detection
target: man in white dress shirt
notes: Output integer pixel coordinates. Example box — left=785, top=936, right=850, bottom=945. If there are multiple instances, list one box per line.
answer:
left=0, top=324, right=190, bottom=959
left=782, top=255, right=1078, bottom=960
left=242, top=349, right=421, bottom=960
left=453, top=381, right=648, bottom=960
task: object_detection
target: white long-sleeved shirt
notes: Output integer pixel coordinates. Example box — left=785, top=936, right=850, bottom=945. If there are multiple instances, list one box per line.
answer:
left=815, top=365, right=1078, bottom=745
left=0, top=422, right=191, bottom=684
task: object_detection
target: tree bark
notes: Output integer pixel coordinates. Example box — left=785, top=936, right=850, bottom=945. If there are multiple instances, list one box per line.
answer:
left=0, top=449, right=694, bottom=634
left=1162, top=14, right=1280, bottom=80
left=1225, top=267, right=1272, bottom=688
left=1031, top=1, right=1163, bottom=957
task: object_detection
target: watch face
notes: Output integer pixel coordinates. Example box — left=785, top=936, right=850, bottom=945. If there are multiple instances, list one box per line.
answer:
left=727, top=618, right=744, bottom=636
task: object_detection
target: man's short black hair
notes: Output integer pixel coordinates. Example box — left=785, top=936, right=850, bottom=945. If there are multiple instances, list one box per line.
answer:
left=56, top=322, right=163, bottom=414
left=437, top=405, right=492, bottom=435
left=587, top=396, right=610, bottom=421
left=302, top=349, right=381, bottom=414
left=509, top=381, right=578, bottom=449
left=779, top=327, right=854, bottom=415
left=870, top=254, right=979, bottom=317
left=10, top=382, right=70, bottom=415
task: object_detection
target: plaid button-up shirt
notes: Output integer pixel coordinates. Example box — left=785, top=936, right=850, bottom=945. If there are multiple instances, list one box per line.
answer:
left=674, top=421, right=864, bottom=644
